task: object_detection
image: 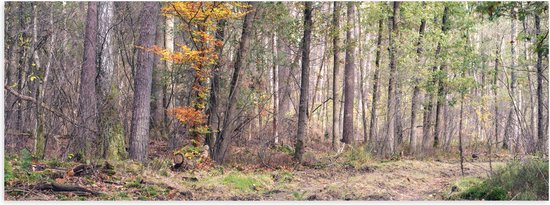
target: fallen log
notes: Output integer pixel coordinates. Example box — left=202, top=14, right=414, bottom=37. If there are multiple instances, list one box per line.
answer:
left=35, top=182, right=101, bottom=196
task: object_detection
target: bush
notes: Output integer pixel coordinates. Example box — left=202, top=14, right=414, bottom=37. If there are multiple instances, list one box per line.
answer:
left=458, top=159, right=548, bottom=200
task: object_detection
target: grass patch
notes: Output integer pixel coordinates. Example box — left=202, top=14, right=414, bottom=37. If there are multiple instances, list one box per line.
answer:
left=223, top=172, right=271, bottom=191
left=456, top=159, right=548, bottom=200
left=342, top=147, right=374, bottom=170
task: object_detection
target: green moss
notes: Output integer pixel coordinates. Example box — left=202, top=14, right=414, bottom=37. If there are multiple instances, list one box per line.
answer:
left=5, top=160, right=14, bottom=182
left=107, top=123, right=127, bottom=161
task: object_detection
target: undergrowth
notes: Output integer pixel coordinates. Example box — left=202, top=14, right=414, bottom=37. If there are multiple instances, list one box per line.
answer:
left=455, top=159, right=548, bottom=200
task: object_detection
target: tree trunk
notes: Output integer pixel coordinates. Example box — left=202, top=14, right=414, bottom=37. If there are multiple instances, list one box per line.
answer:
left=368, top=19, right=383, bottom=150
left=535, top=14, right=546, bottom=154
left=295, top=2, right=313, bottom=162
left=504, top=12, right=518, bottom=150
left=433, top=6, right=449, bottom=148
left=410, top=18, right=426, bottom=155
left=213, top=3, right=255, bottom=163
left=206, top=20, right=226, bottom=154
left=129, top=2, right=159, bottom=162
left=494, top=38, right=502, bottom=152
left=384, top=2, right=400, bottom=155
left=332, top=2, right=342, bottom=150
left=68, top=2, right=99, bottom=159
left=272, top=31, right=279, bottom=145
left=342, top=2, right=356, bottom=145
left=96, top=1, right=126, bottom=160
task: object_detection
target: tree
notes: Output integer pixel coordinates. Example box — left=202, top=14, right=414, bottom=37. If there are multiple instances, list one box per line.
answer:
left=369, top=18, right=383, bottom=150
left=384, top=1, right=401, bottom=155
left=96, top=1, right=126, bottom=160
left=129, top=2, right=159, bottom=162
left=295, top=2, right=313, bottom=162
left=535, top=13, right=546, bottom=154
left=433, top=6, right=450, bottom=148
left=409, top=16, right=426, bottom=155
left=332, top=2, right=342, bottom=150
left=213, top=3, right=256, bottom=163
left=68, top=2, right=99, bottom=159
left=342, top=2, right=356, bottom=145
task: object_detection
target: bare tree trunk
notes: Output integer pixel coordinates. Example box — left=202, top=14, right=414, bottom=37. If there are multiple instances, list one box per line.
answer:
left=535, top=14, right=546, bottom=154
left=213, top=3, right=255, bottom=163
left=164, top=14, right=176, bottom=150
left=206, top=20, right=225, bottom=154
left=96, top=1, right=126, bottom=160
left=384, top=2, right=400, bottom=155
left=458, top=89, right=465, bottom=177
left=67, top=2, right=99, bottom=159
left=129, top=2, right=159, bottom=162
left=295, top=2, right=313, bottom=162
left=332, top=2, right=342, bottom=150
left=494, top=37, right=502, bottom=152
left=504, top=12, right=518, bottom=150
left=368, top=19, right=383, bottom=151
left=410, top=18, right=426, bottom=155
left=357, top=8, right=369, bottom=144
left=272, top=31, right=279, bottom=145
left=433, top=6, right=449, bottom=148
left=342, top=2, right=356, bottom=145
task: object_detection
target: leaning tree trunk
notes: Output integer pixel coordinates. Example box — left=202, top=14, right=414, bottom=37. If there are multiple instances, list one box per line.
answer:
left=213, top=3, right=255, bottom=163
left=295, top=2, right=313, bottom=162
left=68, top=2, right=99, bottom=159
left=342, top=2, right=356, bottom=145
left=129, top=2, right=159, bottom=162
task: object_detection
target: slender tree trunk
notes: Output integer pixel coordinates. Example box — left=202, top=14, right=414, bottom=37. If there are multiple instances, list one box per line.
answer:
left=129, top=2, right=159, bottom=162
left=357, top=9, right=369, bottom=144
left=213, top=3, right=255, bottom=163
left=342, top=2, right=356, bottom=145
left=368, top=19, right=383, bottom=150
left=272, top=31, right=279, bottom=145
left=332, top=2, right=342, bottom=150
left=504, top=12, right=518, bottom=150
left=68, top=2, right=99, bottom=159
left=410, top=18, right=426, bottom=155
left=434, top=6, right=450, bottom=148
left=295, top=2, right=313, bottom=162
left=458, top=90, right=465, bottom=177
left=494, top=38, right=502, bottom=152
left=206, top=20, right=225, bottom=154
left=384, top=2, right=400, bottom=155
left=535, top=14, right=546, bottom=154
left=164, top=14, right=176, bottom=150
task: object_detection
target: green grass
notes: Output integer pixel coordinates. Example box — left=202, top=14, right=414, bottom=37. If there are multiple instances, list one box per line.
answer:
left=222, top=172, right=271, bottom=191
left=456, top=159, right=548, bottom=200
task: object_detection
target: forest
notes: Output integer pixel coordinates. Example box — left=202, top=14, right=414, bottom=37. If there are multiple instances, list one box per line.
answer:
left=3, top=1, right=549, bottom=201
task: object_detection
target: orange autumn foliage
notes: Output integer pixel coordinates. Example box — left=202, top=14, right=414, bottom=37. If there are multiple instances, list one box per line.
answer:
left=168, top=107, right=206, bottom=127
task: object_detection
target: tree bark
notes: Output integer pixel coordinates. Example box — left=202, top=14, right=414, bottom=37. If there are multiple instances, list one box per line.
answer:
left=295, top=2, right=313, bottom=162
left=368, top=19, right=383, bottom=150
left=535, top=14, right=546, bottom=154
left=433, top=6, right=449, bottom=148
left=409, top=18, right=426, bottom=155
left=129, top=2, right=159, bottom=162
left=384, top=2, right=400, bottom=155
left=342, top=2, right=356, bottom=145
left=332, top=2, right=342, bottom=150
left=68, top=2, right=99, bottom=159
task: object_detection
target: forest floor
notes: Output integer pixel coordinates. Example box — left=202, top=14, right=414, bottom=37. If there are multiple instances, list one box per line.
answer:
left=4, top=146, right=510, bottom=201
